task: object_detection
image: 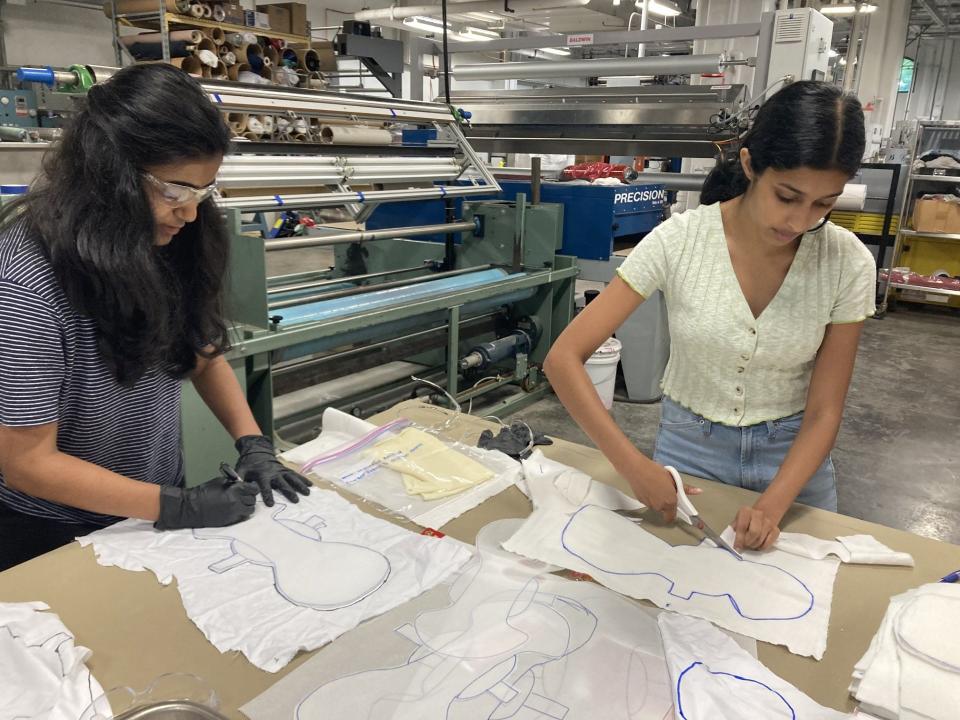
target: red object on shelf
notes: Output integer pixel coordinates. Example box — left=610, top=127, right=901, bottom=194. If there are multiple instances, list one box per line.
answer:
left=560, top=162, right=637, bottom=182
left=880, top=269, right=960, bottom=292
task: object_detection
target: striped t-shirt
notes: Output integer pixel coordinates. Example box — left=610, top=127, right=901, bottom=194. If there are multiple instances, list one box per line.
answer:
left=0, top=222, right=184, bottom=525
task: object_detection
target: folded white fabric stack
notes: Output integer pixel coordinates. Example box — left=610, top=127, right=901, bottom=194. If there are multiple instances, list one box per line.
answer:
left=851, top=583, right=960, bottom=719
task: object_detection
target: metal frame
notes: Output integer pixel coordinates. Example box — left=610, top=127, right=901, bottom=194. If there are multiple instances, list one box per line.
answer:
left=882, top=119, right=960, bottom=311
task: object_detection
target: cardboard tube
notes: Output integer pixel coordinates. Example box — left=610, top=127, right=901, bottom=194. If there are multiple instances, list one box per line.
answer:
left=258, top=65, right=273, bottom=81
left=102, top=0, right=189, bottom=17
left=227, top=62, right=249, bottom=81
left=124, top=40, right=196, bottom=60
left=294, top=48, right=320, bottom=72
left=196, top=36, right=216, bottom=54
left=220, top=50, right=237, bottom=66
left=242, top=131, right=261, bottom=141
left=260, top=115, right=275, bottom=134
left=211, top=60, right=228, bottom=79
left=212, top=3, right=226, bottom=22
left=320, top=125, right=393, bottom=146
left=172, top=55, right=204, bottom=77
left=201, top=3, right=213, bottom=18
left=189, top=2, right=204, bottom=17
left=227, top=113, right=248, bottom=133
left=209, top=27, right=225, bottom=45
left=121, top=29, right=202, bottom=44
left=265, top=46, right=279, bottom=67
left=242, top=43, right=263, bottom=72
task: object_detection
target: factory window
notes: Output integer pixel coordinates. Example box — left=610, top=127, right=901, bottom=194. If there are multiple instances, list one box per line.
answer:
left=898, top=57, right=914, bottom=93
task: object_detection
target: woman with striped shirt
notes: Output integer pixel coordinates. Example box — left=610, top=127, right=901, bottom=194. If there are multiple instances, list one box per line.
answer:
left=544, top=82, right=875, bottom=552
left=0, top=64, right=309, bottom=571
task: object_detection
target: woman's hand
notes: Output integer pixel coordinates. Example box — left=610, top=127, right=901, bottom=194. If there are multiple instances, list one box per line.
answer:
left=625, top=462, right=702, bottom=523
left=732, top=503, right=783, bottom=551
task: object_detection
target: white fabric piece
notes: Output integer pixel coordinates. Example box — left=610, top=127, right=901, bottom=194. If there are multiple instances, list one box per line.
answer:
left=721, top=529, right=915, bottom=566
left=502, top=451, right=840, bottom=659
left=851, top=583, right=960, bottom=720
left=242, top=518, right=699, bottom=720
left=282, top=408, right=522, bottom=529
left=77, top=489, right=471, bottom=672
left=659, top=614, right=850, bottom=719
left=0, top=602, right=107, bottom=720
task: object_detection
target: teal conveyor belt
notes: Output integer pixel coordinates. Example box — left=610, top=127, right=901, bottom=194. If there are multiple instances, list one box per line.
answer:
left=274, top=269, right=519, bottom=326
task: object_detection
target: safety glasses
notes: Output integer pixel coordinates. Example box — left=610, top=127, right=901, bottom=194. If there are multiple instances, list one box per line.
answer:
left=143, top=172, right=219, bottom=208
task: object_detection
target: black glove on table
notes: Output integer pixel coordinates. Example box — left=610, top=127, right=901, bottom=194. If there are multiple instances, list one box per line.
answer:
left=235, top=434, right=312, bottom=507
left=155, top=476, right=259, bottom=530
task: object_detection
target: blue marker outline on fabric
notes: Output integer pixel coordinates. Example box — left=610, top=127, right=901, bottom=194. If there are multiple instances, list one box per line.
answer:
left=559, top=505, right=815, bottom=621
left=676, top=662, right=796, bottom=720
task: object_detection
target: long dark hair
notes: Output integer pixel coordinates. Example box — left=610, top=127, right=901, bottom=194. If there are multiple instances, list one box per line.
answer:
left=0, top=64, right=232, bottom=384
left=701, top=81, right=865, bottom=205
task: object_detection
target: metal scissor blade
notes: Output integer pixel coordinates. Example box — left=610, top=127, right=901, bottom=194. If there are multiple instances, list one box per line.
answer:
left=693, top=516, right=743, bottom=560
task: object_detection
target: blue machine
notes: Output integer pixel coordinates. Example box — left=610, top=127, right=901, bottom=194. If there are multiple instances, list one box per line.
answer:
left=365, top=180, right=667, bottom=261
left=0, top=89, right=38, bottom=129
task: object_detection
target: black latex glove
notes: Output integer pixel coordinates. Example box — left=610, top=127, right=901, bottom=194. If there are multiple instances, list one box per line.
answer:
left=235, top=434, right=312, bottom=507
left=155, top=476, right=259, bottom=530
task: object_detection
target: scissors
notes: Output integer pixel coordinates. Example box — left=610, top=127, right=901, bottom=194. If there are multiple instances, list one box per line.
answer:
left=666, top=466, right=743, bottom=560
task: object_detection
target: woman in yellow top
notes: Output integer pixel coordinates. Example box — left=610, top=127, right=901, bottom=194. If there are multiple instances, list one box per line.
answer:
left=544, top=81, right=875, bottom=552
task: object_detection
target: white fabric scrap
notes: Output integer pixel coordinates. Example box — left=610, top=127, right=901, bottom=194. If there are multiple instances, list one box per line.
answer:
left=77, top=489, right=472, bottom=672
left=761, top=532, right=914, bottom=567
left=282, top=408, right=522, bottom=529
left=658, top=613, right=850, bottom=719
left=502, top=451, right=841, bottom=659
left=0, top=601, right=107, bottom=720
left=851, top=583, right=960, bottom=720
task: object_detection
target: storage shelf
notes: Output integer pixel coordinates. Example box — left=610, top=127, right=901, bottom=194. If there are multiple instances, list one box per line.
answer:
left=899, top=229, right=960, bottom=241
left=910, top=173, right=960, bottom=183
left=119, top=12, right=309, bottom=44
left=890, top=282, right=960, bottom=298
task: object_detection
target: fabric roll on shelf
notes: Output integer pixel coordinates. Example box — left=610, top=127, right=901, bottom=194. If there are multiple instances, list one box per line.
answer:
left=293, top=48, right=321, bottom=73
left=265, top=46, right=280, bottom=69
left=227, top=113, right=248, bottom=134
left=189, top=2, right=205, bottom=17
left=220, top=50, right=237, bottom=66
left=211, top=60, right=228, bottom=80
left=171, top=55, right=204, bottom=77
left=121, top=30, right=202, bottom=45
left=835, top=183, right=868, bottom=212
left=211, top=3, right=226, bottom=22
left=209, top=27, right=225, bottom=46
left=102, top=0, right=189, bottom=16
left=197, top=50, right=219, bottom=69
left=123, top=40, right=196, bottom=60
left=243, top=43, right=263, bottom=72
left=260, top=115, right=275, bottom=135
left=227, top=62, right=249, bottom=81
left=200, top=2, right=213, bottom=18
left=196, top=35, right=216, bottom=55
left=320, top=125, right=393, bottom=146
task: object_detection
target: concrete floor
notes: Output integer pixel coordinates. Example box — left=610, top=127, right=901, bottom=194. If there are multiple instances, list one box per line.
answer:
left=517, top=308, right=960, bottom=546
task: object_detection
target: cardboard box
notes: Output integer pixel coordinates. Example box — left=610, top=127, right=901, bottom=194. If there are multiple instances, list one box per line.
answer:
left=245, top=10, right=271, bottom=29
left=256, top=4, right=291, bottom=33
left=222, top=1, right=244, bottom=25
left=276, top=2, right=307, bottom=37
left=913, top=198, right=960, bottom=234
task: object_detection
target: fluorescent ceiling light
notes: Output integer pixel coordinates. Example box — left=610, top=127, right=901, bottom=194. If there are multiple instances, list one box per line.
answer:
left=633, top=0, right=681, bottom=17
left=820, top=3, right=877, bottom=15
left=402, top=15, right=449, bottom=33
left=613, top=0, right=621, bottom=5
left=541, top=46, right=571, bottom=55
left=515, top=48, right=569, bottom=59
left=464, top=25, right=500, bottom=37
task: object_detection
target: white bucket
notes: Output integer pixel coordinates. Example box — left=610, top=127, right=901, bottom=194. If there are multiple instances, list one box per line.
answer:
left=585, top=337, right=621, bottom=409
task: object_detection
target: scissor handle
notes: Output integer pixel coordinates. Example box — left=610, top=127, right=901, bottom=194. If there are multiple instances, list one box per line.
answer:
left=665, top=465, right=695, bottom=525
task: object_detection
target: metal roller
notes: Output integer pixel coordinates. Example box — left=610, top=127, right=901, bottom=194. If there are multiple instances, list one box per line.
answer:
left=216, top=184, right=495, bottom=211
left=263, top=220, right=477, bottom=252
left=453, top=53, right=726, bottom=80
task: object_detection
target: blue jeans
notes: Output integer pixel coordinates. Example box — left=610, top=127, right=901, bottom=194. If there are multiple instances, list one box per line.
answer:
left=652, top=397, right=837, bottom=511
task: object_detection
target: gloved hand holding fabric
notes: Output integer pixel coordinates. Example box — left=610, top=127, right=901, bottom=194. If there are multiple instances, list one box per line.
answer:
left=235, top=434, right=312, bottom=506
left=155, top=476, right=259, bottom=530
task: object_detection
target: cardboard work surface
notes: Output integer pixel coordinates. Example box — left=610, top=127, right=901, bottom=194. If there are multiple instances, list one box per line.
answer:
left=0, top=399, right=958, bottom=717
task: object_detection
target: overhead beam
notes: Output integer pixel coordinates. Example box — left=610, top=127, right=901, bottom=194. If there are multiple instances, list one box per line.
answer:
left=919, top=0, right=947, bottom=27
left=438, top=21, right=762, bottom=53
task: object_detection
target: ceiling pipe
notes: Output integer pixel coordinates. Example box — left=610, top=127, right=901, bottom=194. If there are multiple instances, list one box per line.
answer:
left=453, top=52, right=726, bottom=79
left=353, top=0, right=589, bottom=22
